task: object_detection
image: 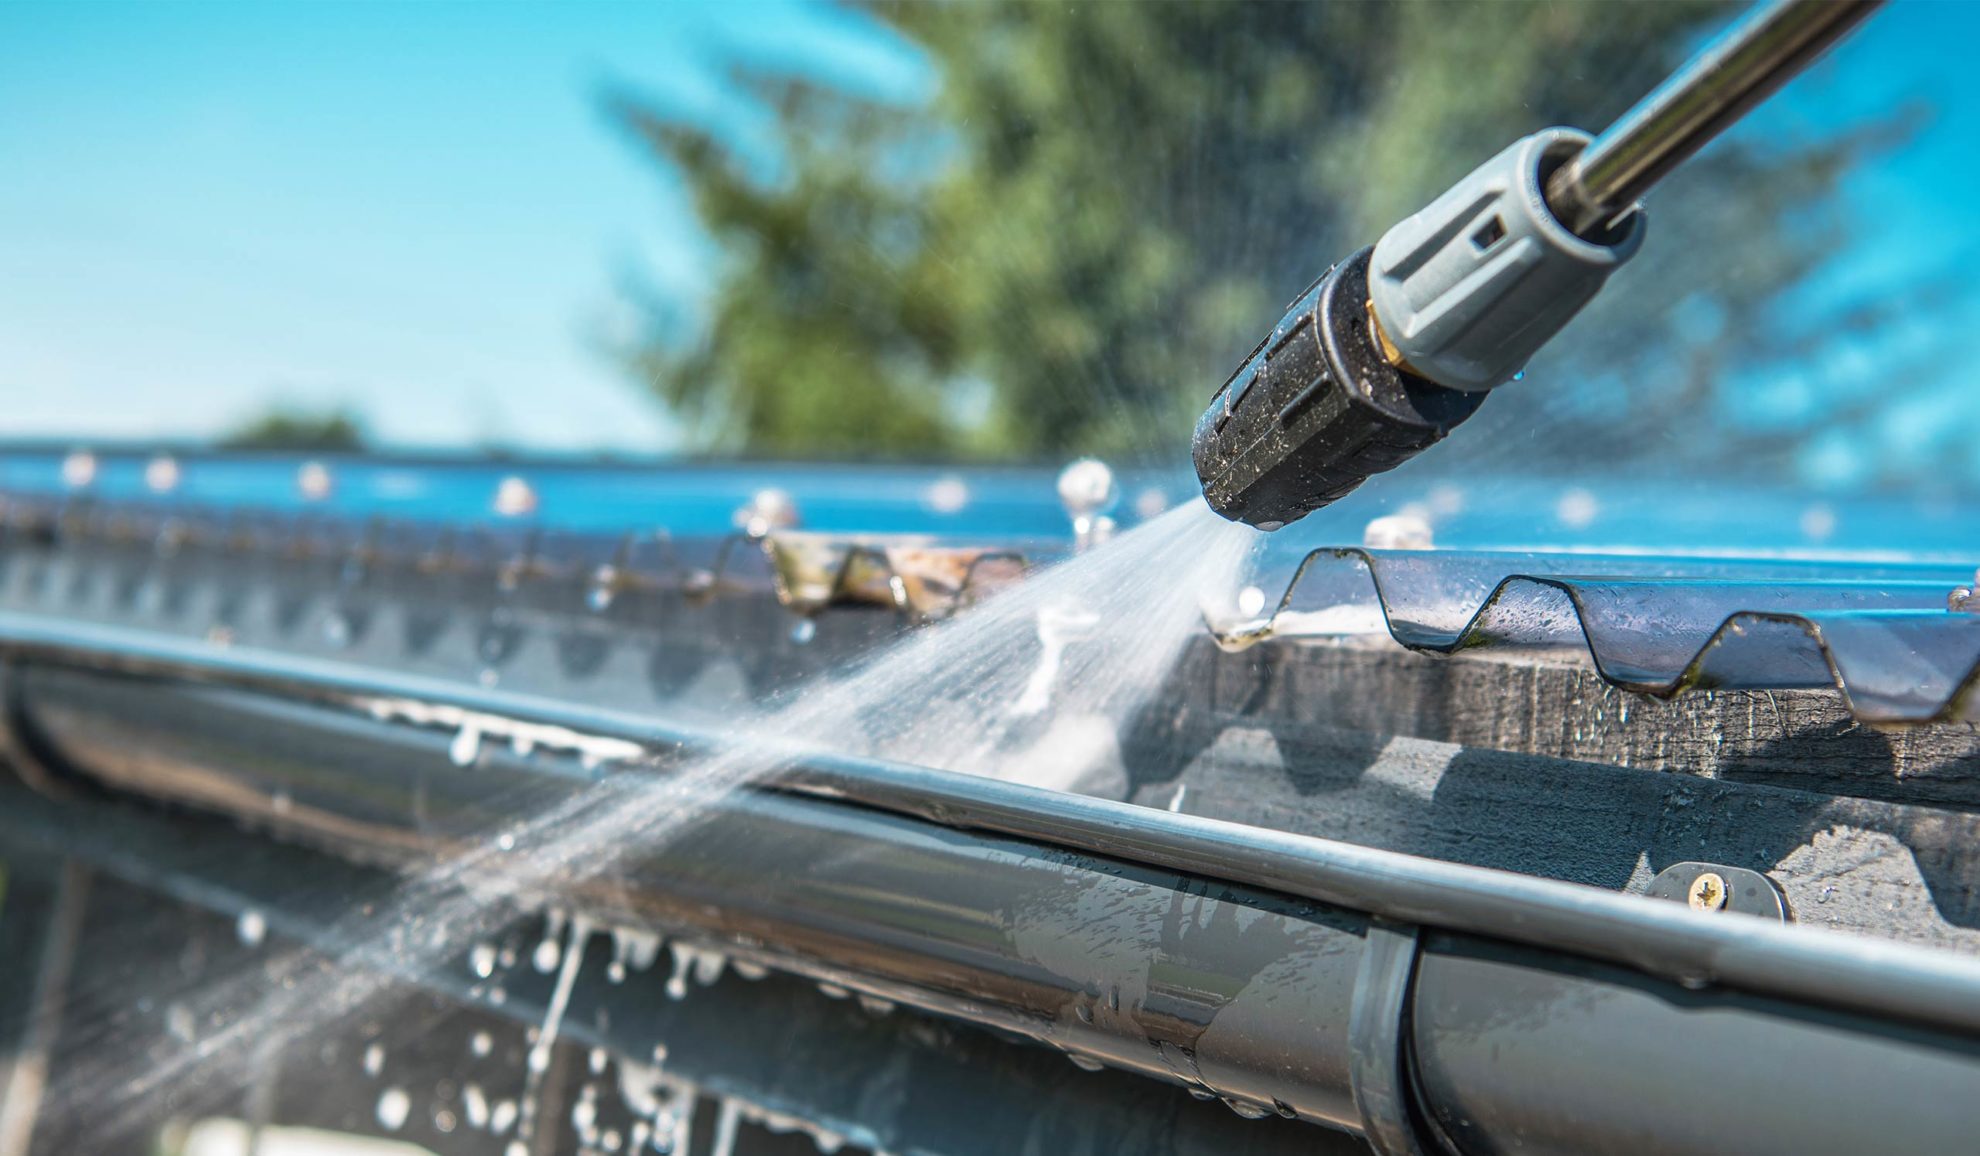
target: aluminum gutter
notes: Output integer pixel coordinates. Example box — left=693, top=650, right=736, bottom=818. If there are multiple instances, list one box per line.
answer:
left=0, top=781, right=1353, bottom=1156
left=0, top=716, right=1373, bottom=1142
left=0, top=610, right=1972, bottom=1031
left=0, top=613, right=1978, bottom=1153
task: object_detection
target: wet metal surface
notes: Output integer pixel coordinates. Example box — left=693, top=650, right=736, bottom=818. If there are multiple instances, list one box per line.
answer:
left=0, top=839, right=1349, bottom=1156
left=1411, top=935, right=1980, bottom=1156
left=7, top=455, right=1980, bottom=722
left=4, top=634, right=1977, bottom=1041
left=6, top=654, right=1980, bottom=1154
left=1224, top=545, right=1980, bottom=723
left=4, top=452, right=1980, bottom=1152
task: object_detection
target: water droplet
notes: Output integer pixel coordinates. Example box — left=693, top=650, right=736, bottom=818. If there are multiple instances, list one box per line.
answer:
left=925, top=475, right=970, bottom=514
left=1236, top=586, right=1266, bottom=617
left=470, top=1030, right=494, bottom=1057
left=61, top=450, right=97, bottom=489
left=1363, top=511, right=1434, bottom=550
left=492, top=1100, right=519, bottom=1135
left=470, top=943, right=497, bottom=979
left=493, top=476, right=538, bottom=518
left=297, top=460, right=334, bottom=501
left=1555, top=487, right=1599, bottom=530
left=375, top=1087, right=411, bottom=1131
left=791, top=618, right=817, bottom=644
left=735, top=488, right=798, bottom=538
left=450, top=723, right=482, bottom=768
left=532, top=936, right=562, bottom=973
left=1057, top=458, right=1116, bottom=519
left=1222, top=1097, right=1273, bottom=1120
left=463, top=1083, right=491, bottom=1129
left=1800, top=502, right=1838, bottom=542
left=1068, top=1053, right=1104, bottom=1072
left=433, top=1107, right=458, bottom=1133
left=235, top=910, right=266, bottom=947
left=165, top=1003, right=196, bottom=1042
left=144, top=455, right=181, bottom=494
left=363, top=1042, right=385, bottom=1077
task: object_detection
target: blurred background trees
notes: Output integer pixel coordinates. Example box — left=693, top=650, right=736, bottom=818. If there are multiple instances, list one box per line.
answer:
left=220, top=407, right=369, bottom=452
left=615, top=0, right=1909, bottom=472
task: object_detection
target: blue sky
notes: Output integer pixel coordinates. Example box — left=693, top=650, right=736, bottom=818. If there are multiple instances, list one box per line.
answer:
left=0, top=0, right=1974, bottom=470
left=1729, top=0, right=1980, bottom=489
left=0, top=0, right=925, bottom=450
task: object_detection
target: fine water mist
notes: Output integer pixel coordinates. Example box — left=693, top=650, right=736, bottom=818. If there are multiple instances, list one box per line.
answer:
left=61, top=500, right=1257, bottom=1139
left=779, top=498, right=1257, bottom=792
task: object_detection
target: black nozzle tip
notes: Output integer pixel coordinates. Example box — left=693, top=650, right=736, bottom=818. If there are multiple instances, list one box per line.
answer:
left=1192, top=248, right=1487, bottom=531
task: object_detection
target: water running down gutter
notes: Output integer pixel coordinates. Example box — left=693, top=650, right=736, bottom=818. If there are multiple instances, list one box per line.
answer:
left=0, top=613, right=1975, bottom=1155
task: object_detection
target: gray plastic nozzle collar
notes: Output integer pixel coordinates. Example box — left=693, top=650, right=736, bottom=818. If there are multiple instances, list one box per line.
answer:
left=1368, top=128, right=1646, bottom=393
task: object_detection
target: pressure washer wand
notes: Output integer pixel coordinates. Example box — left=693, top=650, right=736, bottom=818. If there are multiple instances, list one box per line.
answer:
left=1192, top=0, right=1883, bottom=530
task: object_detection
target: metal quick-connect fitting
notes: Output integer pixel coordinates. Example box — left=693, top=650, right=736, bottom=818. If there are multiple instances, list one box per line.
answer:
left=1367, top=128, right=1646, bottom=393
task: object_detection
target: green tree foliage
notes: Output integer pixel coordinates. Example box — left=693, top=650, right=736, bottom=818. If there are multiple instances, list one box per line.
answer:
left=617, top=1, right=1893, bottom=470
left=220, top=407, right=368, bottom=452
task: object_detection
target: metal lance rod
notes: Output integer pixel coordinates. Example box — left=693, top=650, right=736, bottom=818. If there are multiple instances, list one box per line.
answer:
left=1194, top=0, right=1885, bottom=528
left=1545, top=0, right=1884, bottom=236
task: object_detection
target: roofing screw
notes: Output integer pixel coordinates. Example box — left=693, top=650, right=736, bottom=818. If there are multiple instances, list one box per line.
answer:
left=61, top=449, right=97, bottom=490
left=735, top=489, right=799, bottom=540
left=1362, top=511, right=1434, bottom=550
left=1949, top=568, right=1980, bottom=613
left=297, top=460, right=334, bottom=502
left=144, top=454, right=181, bottom=495
left=493, top=475, right=538, bottom=518
left=1058, top=458, right=1117, bottom=552
left=1688, top=871, right=1728, bottom=912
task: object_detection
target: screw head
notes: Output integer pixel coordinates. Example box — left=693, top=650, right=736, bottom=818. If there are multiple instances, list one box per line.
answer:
left=1688, top=871, right=1728, bottom=912
left=1056, top=458, right=1117, bottom=519
left=734, top=489, right=798, bottom=539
